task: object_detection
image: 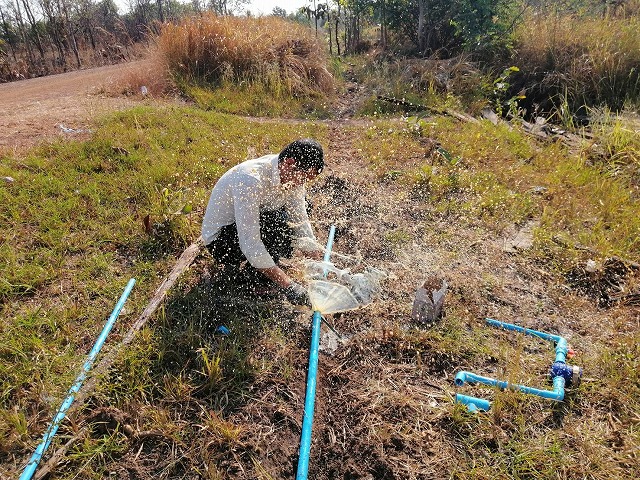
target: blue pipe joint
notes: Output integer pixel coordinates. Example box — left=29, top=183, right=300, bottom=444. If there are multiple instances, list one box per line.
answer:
left=456, top=394, right=491, bottom=412
left=454, top=371, right=468, bottom=387
left=550, top=361, right=582, bottom=387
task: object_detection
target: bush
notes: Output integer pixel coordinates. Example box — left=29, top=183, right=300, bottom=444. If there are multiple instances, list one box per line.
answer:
left=157, top=14, right=334, bottom=97
left=510, top=13, right=640, bottom=116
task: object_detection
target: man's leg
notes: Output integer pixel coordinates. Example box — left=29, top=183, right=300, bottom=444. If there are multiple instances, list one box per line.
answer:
left=259, top=207, right=294, bottom=264
left=206, top=224, right=246, bottom=267
left=206, top=210, right=293, bottom=288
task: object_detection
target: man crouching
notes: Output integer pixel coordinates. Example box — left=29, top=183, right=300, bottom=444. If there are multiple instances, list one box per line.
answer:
left=202, top=139, right=325, bottom=306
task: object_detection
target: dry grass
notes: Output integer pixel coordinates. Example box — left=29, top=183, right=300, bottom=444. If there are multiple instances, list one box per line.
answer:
left=156, top=14, right=334, bottom=97
left=512, top=13, right=640, bottom=114
left=99, top=51, right=177, bottom=98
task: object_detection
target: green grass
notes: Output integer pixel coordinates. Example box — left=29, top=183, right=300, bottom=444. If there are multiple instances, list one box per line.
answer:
left=0, top=105, right=327, bottom=465
left=1, top=90, right=639, bottom=477
left=183, top=81, right=332, bottom=118
left=354, top=115, right=640, bottom=264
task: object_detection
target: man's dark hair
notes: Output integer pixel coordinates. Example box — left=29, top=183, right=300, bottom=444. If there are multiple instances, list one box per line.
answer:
left=278, top=139, right=324, bottom=173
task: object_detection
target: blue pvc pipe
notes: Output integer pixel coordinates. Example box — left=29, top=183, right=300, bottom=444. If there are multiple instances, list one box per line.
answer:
left=296, top=225, right=335, bottom=480
left=454, top=371, right=565, bottom=401
left=485, top=318, right=569, bottom=363
left=455, top=393, right=491, bottom=412
left=454, top=319, right=575, bottom=411
left=485, top=318, right=562, bottom=343
left=20, top=278, right=136, bottom=480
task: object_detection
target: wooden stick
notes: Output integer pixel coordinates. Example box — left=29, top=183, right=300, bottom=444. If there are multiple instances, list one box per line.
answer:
left=78, top=238, right=203, bottom=402
left=32, top=238, right=203, bottom=479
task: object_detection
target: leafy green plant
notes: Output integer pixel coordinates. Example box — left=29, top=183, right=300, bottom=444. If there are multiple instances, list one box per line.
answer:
left=492, top=66, right=525, bottom=118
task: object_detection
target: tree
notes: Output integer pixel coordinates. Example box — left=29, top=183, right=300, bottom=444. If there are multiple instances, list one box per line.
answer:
left=271, top=5, right=286, bottom=16
left=379, top=0, right=518, bottom=57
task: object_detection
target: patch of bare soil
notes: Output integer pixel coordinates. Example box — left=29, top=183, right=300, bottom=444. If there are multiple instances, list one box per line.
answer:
left=0, top=60, right=173, bottom=154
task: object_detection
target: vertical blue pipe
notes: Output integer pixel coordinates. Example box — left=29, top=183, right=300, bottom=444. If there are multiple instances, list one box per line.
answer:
left=296, top=226, right=335, bottom=480
left=19, top=278, right=136, bottom=480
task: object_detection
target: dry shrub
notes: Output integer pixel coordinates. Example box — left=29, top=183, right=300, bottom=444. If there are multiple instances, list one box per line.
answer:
left=512, top=14, right=640, bottom=112
left=362, top=53, right=480, bottom=95
left=157, top=14, right=334, bottom=96
left=397, top=55, right=480, bottom=94
left=100, top=48, right=176, bottom=98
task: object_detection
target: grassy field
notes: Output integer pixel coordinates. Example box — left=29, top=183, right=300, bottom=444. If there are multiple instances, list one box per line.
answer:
left=1, top=95, right=638, bottom=478
left=1, top=14, right=639, bottom=478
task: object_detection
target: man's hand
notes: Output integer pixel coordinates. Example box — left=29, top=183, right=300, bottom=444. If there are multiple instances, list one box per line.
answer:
left=283, top=282, right=311, bottom=306
left=307, top=250, right=324, bottom=261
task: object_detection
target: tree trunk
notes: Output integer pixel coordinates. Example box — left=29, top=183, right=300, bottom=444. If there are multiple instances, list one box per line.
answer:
left=0, top=6, right=18, bottom=61
left=13, top=0, right=35, bottom=69
left=314, top=0, right=318, bottom=37
left=59, top=0, right=81, bottom=68
left=21, top=0, right=46, bottom=61
left=157, top=0, right=164, bottom=22
left=334, top=1, right=340, bottom=56
left=380, top=0, right=387, bottom=49
left=417, top=0, right=427, bottom=54
left=327, top=10, right=333, bottom=55
left=41, top=0, right=67, bottom=68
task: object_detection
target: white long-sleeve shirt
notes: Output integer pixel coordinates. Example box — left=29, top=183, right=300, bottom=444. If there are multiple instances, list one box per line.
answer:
left=201, top=154, right=317, bottom=269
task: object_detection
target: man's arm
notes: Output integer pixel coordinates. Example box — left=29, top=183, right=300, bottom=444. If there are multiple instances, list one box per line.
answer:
left=232, top=182, right=276, bottom=269
left=257, top=265, right=293, bottom=288
left=286, top=186, right=324, bottom=255
left=232, top=183, right=301, bottom=289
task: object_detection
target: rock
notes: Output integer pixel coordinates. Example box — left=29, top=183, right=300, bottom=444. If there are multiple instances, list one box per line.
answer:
left=503, top=220, right=539, bottom=253
left=481, top=108, right=499, bottom=125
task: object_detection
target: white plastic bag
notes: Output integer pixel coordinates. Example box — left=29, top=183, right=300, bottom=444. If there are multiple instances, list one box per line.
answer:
left=309, top=280, right=360, bottom=314
left=303, top=260, right=386, bottom=313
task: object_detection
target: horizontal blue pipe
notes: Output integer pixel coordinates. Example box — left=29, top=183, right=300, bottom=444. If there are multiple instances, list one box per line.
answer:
left=485, top=318, right=569, bottom=363
left=485, top=318, right=561, bottom=343
left=456, top=394, right=491, bottom=412
left=455, top=371, right=565, bottom=401
left=20, top=278, right=136, bottom=480
left=296, top=225, right=335, bottom=480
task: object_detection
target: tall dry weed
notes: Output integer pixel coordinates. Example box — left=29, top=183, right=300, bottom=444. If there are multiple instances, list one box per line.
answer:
left=103, top=48, right=176, bottom=97
left=512, top=14, right=640, bottom=113
left=157, top=14, right=333, bottom=96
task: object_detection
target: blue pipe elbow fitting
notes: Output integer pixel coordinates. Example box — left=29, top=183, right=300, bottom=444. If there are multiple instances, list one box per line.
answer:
left=456, top=394, right=491, bottom=412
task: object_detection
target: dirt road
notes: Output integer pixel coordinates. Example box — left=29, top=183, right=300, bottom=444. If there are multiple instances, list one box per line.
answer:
left=0, top=61, right=152, bottom=153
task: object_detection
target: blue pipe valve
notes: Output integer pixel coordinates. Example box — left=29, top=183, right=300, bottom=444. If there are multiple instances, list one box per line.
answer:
left=454, top=319, right=583, bottom=413
left=551, top=361, right=582, bottom=387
